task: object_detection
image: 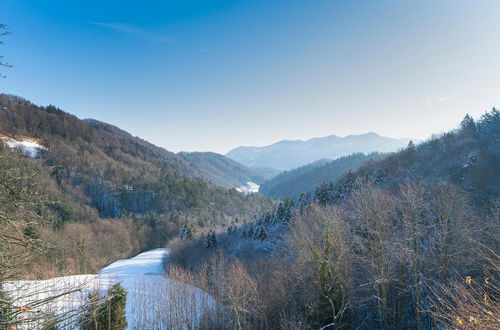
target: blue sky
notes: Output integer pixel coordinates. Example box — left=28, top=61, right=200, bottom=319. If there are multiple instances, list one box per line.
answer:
left=1, top=0, right=500, bottom=153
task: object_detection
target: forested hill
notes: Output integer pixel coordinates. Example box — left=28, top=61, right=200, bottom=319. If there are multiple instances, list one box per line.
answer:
left=0, top=94, right=274, bottom=218
left=259, top=152, right=383, bottom=200
left=178, top=151, right=272, bottom=188
left=309, top=111, right=500, bottom=208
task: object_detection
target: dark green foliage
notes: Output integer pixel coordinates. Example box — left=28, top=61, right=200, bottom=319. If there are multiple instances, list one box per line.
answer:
left=254, top=226, right=268, bottom=241
left=311, top=225, right=347, bottom=328
left=460, top=113, right=477, bottom=137
left=205, top=230, right=218, bottom=250
left=0, top=286, right=13, bottom=328
left=80, top=283, right=127, bottom=330
left=22, top=223, right=39, bottom=240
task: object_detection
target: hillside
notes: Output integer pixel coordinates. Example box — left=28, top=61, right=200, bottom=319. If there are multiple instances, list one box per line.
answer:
left=226, top=132, right=412, bottom=171
left=317, top=112, right=500, bottom=207
left=0, top=94, right=275, bottom=281
left=178, top=151, right=271, bottom=188
left=169, top=110, right=500, bottom=329
left=0, top=94, right=273, bottom=219
left=259, top=152, right=383, bottom=200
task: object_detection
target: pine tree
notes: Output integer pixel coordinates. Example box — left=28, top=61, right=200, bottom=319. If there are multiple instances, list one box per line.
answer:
left=80, top=283, right=127, bottom=330
left=0, top=286, right=13, bottom=327
left=106, top=284, right=127, bottom=329
left=205, top=230, right=218, bottom=250
left=247, top=225, right=254, bottom=238
left=255, top=226, right=268, bottom=241
left=460, top=114, right=477, bottom=137
left=179, top=225, right=194, bottom=240
left=312, top=225, right=348, bottom=328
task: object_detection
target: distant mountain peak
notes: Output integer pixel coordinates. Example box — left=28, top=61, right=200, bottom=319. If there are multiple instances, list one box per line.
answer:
left=226, top=132, right=413, bottom=171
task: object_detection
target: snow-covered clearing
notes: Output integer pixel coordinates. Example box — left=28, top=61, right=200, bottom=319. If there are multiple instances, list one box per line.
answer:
left=236, top=181, right=260, bottom=194
left=1, top=136, right=47, bottom=158
left=4, top=248, right=213, bottom=329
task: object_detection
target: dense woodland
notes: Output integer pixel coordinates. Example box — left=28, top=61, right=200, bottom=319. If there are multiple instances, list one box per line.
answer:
left=167, top=110, right=500, bottom=329
left=259, top=152, right=383, bottom=201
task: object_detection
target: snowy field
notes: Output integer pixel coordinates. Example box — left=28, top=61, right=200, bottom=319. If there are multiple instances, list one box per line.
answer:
left=4, top=248, right=213, bottom=329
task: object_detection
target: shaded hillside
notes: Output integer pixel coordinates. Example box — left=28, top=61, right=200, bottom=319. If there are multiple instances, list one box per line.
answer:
left=178, top=151, right=271, bottom=188
left=0, top=94, right=274, bottom=219
left=259, top=153, right=382, bottom=200
left=226, top=132, right=412, bottom=171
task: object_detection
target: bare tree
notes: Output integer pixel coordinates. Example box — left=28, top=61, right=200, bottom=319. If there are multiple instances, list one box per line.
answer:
left=348, top=184, right=398, bottom=328
left=0, top=149, right=91, bottom=328
left=0, top=24, right=12, bottom=78
left=430, top=243, right=499, bottom=329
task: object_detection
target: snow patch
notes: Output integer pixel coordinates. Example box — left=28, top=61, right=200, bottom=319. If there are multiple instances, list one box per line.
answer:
left=236, top=181, right=260, bottom=194
left=1, top=136, right=47, bottom=158
left=5, top=248, right=213, bottom=329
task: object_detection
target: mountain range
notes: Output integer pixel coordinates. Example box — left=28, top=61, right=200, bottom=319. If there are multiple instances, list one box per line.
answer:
left=226, top=133, right=414, bottom=171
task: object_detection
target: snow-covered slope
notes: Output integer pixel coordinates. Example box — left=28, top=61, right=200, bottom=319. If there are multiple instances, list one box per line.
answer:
left=5, top=249, right=213, bottom=329
left=236, top=181, right=260, bottom=194
left=1, top=136, right=47, bottom=158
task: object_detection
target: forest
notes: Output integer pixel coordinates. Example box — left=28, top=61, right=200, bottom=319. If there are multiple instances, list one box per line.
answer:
left=166, top=110, right=500, bottom=329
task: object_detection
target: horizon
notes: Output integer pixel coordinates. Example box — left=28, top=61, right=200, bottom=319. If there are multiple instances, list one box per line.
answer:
left=2, top=1, right=500, bottom=153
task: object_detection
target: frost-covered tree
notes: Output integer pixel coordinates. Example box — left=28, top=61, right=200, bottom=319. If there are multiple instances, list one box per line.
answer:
left=179, top=224, right=195, bottom=240
left=315, top=182, right=336, bottom=205
left=460, top=113, right=477, bottom=137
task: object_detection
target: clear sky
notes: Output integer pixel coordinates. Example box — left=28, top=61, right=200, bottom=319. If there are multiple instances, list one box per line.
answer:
left=1, top=0, right=500, bottom=154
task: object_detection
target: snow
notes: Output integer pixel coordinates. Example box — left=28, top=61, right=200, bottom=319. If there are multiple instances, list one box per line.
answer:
left=4, top=248, right=214, bottom=329
left=1, top=137, right=47, bottom=158
left=236, top=181, right=260, bottom=194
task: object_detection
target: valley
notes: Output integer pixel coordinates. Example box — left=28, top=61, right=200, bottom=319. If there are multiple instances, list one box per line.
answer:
left=0, top=94, right=498, bottom=329
left=1, top=3, right=500, bottom=328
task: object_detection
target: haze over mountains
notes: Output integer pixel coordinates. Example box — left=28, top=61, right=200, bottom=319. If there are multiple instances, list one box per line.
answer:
left=226, top=133, right=414, bottom=171
left=178, top=151, right=271, bottom=188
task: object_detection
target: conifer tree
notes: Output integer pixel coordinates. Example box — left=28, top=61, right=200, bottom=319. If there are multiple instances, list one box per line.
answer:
left=205, top=230, right=218, bottom=250
left=460, top=113, right=477, bottom=136
left=255, top=226, right=268, bottom=241
left=80, top=283, right=127, bottom=330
